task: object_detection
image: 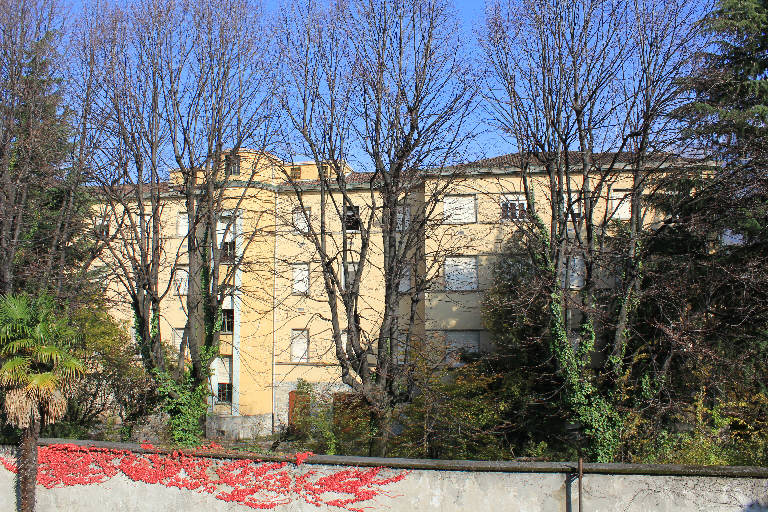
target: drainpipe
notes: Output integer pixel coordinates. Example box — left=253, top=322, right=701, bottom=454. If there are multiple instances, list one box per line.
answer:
left=271, top=174, right=279, bottom=434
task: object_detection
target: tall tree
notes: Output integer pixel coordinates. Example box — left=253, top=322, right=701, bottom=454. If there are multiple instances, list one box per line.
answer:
left=635, top=0, right=768, bottom=460
left=0, top=0, right=95, bottom=302
left=278, top=0, right=477, bottom=455
left=85, top=0, right=278, bottom=390
left=481, top=0, right=705, bottom=461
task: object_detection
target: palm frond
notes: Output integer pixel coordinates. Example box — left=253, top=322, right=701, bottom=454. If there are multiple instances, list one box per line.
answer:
left=0, top=356, right=31, bottom=386
left=0, top=337, right=36, bottom=356
left=26, top=372, right=59, bottom=393
left=33, top=344, right=65, bottom=365
left=3, top=387, right=38, bottom=429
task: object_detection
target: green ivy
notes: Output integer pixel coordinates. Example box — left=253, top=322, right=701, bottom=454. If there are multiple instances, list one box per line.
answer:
left=549, top=290, right=623, bottom=462
left=154, top=345, right=218, bottom=447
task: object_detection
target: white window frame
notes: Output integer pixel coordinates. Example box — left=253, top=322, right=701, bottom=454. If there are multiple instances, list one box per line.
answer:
left=444, top=256, right=478, bottom=291
left=293, top=207, right=311, bottom=234
left=291, top=329, right=309, bottom=363
left=174, top=265, right=189, bottom=296
left=609, top=189, right=631, bottom=221
left=443, top=195, right=476, bottom=224
left=292, top=263, right=310, bottom=295
left=177, top=212, right=188, bottom=238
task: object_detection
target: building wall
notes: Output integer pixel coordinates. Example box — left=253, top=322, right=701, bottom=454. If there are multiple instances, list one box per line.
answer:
left=97, top=154, right=657, bottom=437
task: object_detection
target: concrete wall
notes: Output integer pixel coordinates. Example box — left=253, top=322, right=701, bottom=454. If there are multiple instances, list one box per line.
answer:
left=2, top=442, right=767, bottom=512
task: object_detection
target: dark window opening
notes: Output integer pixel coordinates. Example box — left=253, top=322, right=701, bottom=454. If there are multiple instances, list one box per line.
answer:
left=217, top=383, right=232, bottom=403
left=94, top=222, right=110, bottom=238
left=221, top=241, right=236, bottom=262
left=501, top=202, right=526, bottom=220
left=221, top=308, right=234, bottom=333
left=290, top=166, right=301, bottom=180
left=227, top=156, right=240, bottom=176
left=344, top=205, right=361, bottom=231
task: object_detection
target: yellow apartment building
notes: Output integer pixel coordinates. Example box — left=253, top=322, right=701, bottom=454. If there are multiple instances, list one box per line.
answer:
left=97, top=151, right=653, bottom=440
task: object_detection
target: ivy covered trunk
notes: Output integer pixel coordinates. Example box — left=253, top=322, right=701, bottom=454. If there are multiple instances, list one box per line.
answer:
left=549, top=290, right=622, bottom=462
left=18, top=416, right=40, bottom=512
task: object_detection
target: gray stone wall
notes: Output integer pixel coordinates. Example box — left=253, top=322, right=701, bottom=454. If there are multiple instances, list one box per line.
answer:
left=1, top=443, right=767, bottom=511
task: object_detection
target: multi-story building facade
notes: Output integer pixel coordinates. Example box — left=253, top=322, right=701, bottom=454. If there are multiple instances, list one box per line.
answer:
left=98, top=151, right=652, bottom=439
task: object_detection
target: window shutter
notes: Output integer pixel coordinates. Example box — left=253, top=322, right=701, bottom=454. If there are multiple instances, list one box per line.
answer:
left=396, top=206, right=410, bottom=232
left=174, top=266, right=189, bottom=295
left=293, top=208, right=310, bottom=233
left=443, top=195, right=475, bottom=224
left=399, top=265, right=411, bottom=293
left=610, top=190, right=631, bottom=220
left=292, top=264, right=310, bottom=294
left=212, top=356, right=232, bottom=384
left=177, top=212, right=188, bottom=237
left=291, top=330, right=309, bottom=362
left=444, top=257, right=478, bottom=290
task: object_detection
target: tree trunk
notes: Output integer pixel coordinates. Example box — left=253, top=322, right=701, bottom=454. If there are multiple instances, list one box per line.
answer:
left=17, top=417, right=40, bottom=512
left=368, top=407, right=393, bottom=458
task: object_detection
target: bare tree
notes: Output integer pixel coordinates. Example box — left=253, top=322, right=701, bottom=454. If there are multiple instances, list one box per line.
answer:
left=85, top=0, right=279, bottom=400
left=481, top=0, right=705, bottom=461
left=278, top=0, right=477, bottom=455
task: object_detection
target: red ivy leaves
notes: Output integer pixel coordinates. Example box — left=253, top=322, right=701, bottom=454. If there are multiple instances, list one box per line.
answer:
left=0, top=444, right=408, bottom=511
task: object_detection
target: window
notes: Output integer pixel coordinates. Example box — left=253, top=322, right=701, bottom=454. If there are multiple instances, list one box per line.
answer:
left=172, top=327, right=186, bottom=346
left=396, top=206, right=410, bottom=232
left=563, top=192, right=582, bottom=221
left=177, top=212, right=188, bottom=237
left=444, top=331, right=481, bottom=366
left=292, top=263, right=310, bottom=295
left=217, top=383, right=233, bottom=403
left=94, top=221, right=110, bottom=238
left=226, top=155, right=240, bottom=176
left=212, top=356, right=232, bottom=402
left=221, top=308, right=234, bottom=334
left=721, top=229, right=745, bottom=246
left=501, top=194, right=527, bottom=221
left=174, top=265, right=189, bottom=296
left=444, top=256, right=478, bottom=291
left=443, top=195, right=476, bottom=224
left=290, top=166, right=301, bottom=180
left=217, top=215, right=236, bottom=262
left=559, top=256, right=586, bottom=289
left=291, top=329, right=309, bottom=363
left=344, top=205, right=361, bottom=231
left=342, top=261, right=359, bottom=288
left=399, top=264, right=411, bottom=293
left=445, top=331, right=481, bottom=352
left=221, top=241, right=236, bottom=263
left=319, top=164, right=328, bottom=178
left=610, top=189, right=631, bottom=220
left=293, top=207, right=310, bottom=233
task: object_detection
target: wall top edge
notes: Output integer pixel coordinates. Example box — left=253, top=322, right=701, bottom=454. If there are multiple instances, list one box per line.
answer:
left=1, top=438, right=760, bottom=479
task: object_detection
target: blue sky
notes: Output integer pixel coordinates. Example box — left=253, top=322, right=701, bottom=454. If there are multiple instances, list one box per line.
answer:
left=63, top=0, right=512, bottom=165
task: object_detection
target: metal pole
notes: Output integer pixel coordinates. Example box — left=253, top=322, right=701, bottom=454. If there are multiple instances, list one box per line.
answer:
left=578, top=456, right=583, bottom=512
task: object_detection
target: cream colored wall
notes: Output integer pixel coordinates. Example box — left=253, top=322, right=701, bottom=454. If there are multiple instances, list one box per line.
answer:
left=99, top=153, right=652, bottom=429
left=422, top=169, right=645, bottom=346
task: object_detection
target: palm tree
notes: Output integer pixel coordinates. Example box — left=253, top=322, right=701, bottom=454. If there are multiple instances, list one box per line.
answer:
left=0, top=295, right=83, bottom=512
